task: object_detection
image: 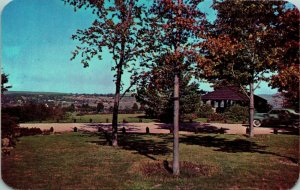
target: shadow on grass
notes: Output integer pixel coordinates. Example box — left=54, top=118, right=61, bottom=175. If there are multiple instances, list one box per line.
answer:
left=155, top=123, right=229, bottom=134
left=86, top=133, right=171, bottom=160
left=242, top=124, right=299, bottom=136
left=128, top=115, right=160, bottom=122
left=178, top=135, right=298, bottom=164
left=84, top=131, right=298, bottom=164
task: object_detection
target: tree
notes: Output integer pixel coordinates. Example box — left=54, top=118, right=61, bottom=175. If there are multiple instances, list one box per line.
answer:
left=270, top=65, right=299, bottom=110
left=199, top=0, right=286, bottom=137
left=136, top=64, right=201, bottom=123
left=97, top=102, right=105, bottom=113
left=142, top=0, right=206, bottom=176
left=1, top=72, right=19, bottom=146
left=269, top=8, right=300, bottom=110
left=1, top=72, right=12, bottom=94
left=131, top=103, right=139, bottom=113
left=64, top=0, right=146, bottom=146
left=67, top=103, right=76, bottom=112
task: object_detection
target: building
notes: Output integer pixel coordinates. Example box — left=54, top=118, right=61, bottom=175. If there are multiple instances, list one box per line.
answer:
left=201, top=86, right=269, bottom=113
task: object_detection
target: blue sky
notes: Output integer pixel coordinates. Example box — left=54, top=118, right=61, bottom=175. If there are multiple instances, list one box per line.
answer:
left=1, top=0, right=283, bottom=94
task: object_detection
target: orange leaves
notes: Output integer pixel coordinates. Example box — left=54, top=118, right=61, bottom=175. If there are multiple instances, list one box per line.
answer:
left=270, top=64, right=300, bottom=100
left=203, top=35, right=243, bottom=58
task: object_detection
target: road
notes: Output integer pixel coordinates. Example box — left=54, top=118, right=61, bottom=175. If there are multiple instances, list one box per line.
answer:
left=20, top=122, right=278, bottom=135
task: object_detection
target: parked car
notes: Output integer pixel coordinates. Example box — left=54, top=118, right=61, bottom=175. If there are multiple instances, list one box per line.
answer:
left=253, top=108, right=299, bottom=128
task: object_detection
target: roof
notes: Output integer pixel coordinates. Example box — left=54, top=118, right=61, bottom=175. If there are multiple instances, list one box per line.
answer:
left=201, top=86, right=249, bottom=101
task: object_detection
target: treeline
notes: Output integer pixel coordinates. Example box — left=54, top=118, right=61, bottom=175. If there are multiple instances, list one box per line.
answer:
left=65, top=102, right=142, bottom=114
left=2, top=103, right=65, bottom=123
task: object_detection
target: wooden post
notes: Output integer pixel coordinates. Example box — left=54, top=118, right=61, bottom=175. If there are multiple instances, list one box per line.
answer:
left=248, top=82, right=254, bottom=137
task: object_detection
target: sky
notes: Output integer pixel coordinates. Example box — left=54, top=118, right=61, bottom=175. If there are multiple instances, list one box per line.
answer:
left=1, top=0, right=296, bottom=94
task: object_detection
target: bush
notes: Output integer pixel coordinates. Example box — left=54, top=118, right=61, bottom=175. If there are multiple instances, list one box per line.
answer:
left=209, top=113, right=226, bottom=121
left=1, top=113, right=19, bottom=146
left=198, top=104, right=214, bottom=118
left=18, top=127, right=43, bottom=136
left=183, top=113, right=198, bottom=122
left=224, top=104, right=248, bottom=122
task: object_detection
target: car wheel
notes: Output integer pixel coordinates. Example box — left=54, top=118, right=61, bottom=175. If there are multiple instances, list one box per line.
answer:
left=253, top=119, right=261, bottom=127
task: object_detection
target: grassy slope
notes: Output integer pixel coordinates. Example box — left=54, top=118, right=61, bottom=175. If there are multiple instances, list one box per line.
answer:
left=2, top=133, right=299, bottom=189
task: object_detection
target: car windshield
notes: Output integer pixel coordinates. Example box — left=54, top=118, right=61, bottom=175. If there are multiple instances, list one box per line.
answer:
left=269, top=109, right=299, bottom=114
left=288, top=109, right=298, bottom=114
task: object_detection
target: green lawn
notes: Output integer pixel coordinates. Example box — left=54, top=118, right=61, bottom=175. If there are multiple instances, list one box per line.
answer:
left=41, top=113, right=157, bottom=123
left=28, top=112, right=245, bottom=124
left=2, top=132, right=299, bottom=189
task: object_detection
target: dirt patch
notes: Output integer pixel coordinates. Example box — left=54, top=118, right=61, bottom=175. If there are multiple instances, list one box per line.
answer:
left=137, top=160, right=218, bottom=178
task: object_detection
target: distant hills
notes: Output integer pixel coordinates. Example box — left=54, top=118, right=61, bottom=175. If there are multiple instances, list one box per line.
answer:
left=4, top=91, right=70, bottom=95
left=3, top=91, right=116, bottom=96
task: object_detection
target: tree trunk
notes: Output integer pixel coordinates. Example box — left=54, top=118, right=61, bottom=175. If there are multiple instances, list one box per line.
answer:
left=248, top=82, right=254, bottom=137
left=173, top=73, right=180, bottom=176
left=112, top=66, right=122, bottom=146
left=172, top=0, right=181, bottom=177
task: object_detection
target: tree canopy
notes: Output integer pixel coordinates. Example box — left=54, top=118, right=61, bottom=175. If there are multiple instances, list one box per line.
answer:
left=1, top=73, right=12, bottom=94
left=269, top=7, right=300, bottom=110
left=198, top=0, right=290, bottom=137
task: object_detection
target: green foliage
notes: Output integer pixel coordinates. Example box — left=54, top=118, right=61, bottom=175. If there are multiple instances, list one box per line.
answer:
left=136, top=71, right=201, bottom=123
left=131, top=103, right=139, bottom=113
left=2, top=103, right=66, bottom=122
left=97, top=102, right=104, bottom=113
left=197, top=104, right=214, bottom=118
left=1, top=113, right=19, bottom=141
left=65, top=104, right=75, bottom=112
left=208, top=113, right=226, bottom=121
left=1, top=72, right=12, bottom=94
left=224, top=104, right=249, bottom=122
left=19, top=128, right=43, bottom=136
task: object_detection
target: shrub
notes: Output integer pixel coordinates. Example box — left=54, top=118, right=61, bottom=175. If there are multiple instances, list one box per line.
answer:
left=183, top=113, right=198, bottom=122
left=19, top=127, right=43, bottom=136
left=209, top=113, right=226, bottom=121
left=1, top=113, right=19, bottom=146
left=224, top=104, right=248, bottom=122
left=1, top=114, right=19, bottom=138
left=198, top=104, right=214, bottom=118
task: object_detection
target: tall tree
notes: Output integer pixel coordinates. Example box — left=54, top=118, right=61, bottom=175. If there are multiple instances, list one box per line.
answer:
left=269, top=8, right=300, bottom=110
left=199, top=0, right=286, bottom=137
left=64, top=0, right=146, bottom=146
left=142, top=0, right=206, bottom=176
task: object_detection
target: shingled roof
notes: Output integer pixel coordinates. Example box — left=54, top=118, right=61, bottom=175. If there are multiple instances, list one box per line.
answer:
left=201, top=86, right=249, bottom=101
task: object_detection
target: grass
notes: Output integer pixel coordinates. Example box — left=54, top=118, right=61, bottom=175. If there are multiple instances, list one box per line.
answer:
left=36, top=113, right=157, bottom=123
left=28, top=112, right=244, bottom=124
left=2, top=132, right=299, bottom=189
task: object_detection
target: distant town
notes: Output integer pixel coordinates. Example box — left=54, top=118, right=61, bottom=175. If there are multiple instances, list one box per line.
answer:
left=2, top=91, right=284, bottom=112
left=2, top=91, right=139, bottom=113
